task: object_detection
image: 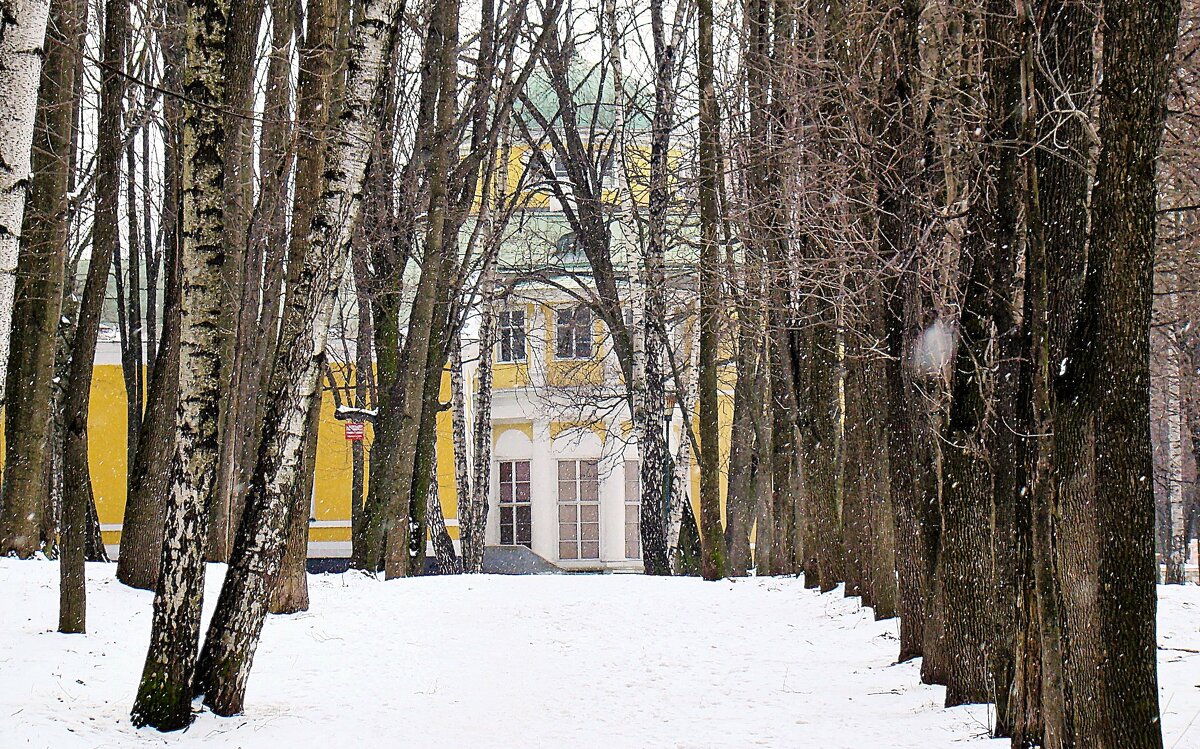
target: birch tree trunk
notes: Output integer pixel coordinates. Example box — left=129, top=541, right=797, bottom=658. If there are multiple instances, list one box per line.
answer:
left=450, top=334, right=475, bottom=567
left=0, top=0, right=49, bottom=418
left=1163, top=299, right=1187, bottom=584
left=427, top=443, right=459, bottom=573
left=460, top=286, right=494, bottom=573
left=0, top=0, right=71, bottom=560
left=269, top=390, right=321, bottom=614
left=130, top=0, right=229, bottom=729
left=191, top=0, right=403, bottom=714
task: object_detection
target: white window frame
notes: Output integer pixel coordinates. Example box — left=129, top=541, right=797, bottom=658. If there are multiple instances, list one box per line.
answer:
left=624, top=460, right=641, bottom=560
left=558, top=459, right=601, bottom=560
left=497, top=308, right=527, bottom=363
left=498, top=459, right=532, bottom=548
left=555, top=305, right=593, bottom=360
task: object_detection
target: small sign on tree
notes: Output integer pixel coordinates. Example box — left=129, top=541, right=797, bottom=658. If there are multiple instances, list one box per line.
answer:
left=344, top=421, right=365, bottom=442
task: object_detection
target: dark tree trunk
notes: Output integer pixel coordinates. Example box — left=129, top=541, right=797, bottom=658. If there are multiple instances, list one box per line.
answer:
left=938, top=0, right=1023, bottom=706
left=697, top=0, right=725, bottom=582
left=208, top=0, right=266, bottom=562
left=1083, top=0, right=1179, bottom=743
left=269, top=391, right=322, bottom=614
left=874, top=0, right=930, bottom=662
left=0, top=0, right=80, bottom=560
left=116, top=0, right=186, bottom=591
left=59, top=0, right=131, bottom=632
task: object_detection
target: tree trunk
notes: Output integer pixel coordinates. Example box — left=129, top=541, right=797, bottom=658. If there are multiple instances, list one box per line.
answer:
left=1027, top=4, right=1098, bottom=744
left=696, top=0, right=724, bottom=582
left=269, top=391, right=322, bottom=614
left=427, top=434, right=459, bottom=573
left=1163, top=298, right=1187, bottom=584
left=369, top=0, right=459, bottom=579
left=58, top=0, right=131, bottom=632
left=462, top=277, right=494, bottom=573
left=191, top=0, right=403, bottom=715
left=1084, top=0, right=1179, bottom=743
left=208, top=0, right=266, bottom=562
left=1, top=0, right=76, bottom=560
left=116, top=0, right=185, bottom=591
left=0, top=0, right=49, bottom=421
left=130, top=0, right=228, bottom=728
left=874, top=0, right=930, bottom=662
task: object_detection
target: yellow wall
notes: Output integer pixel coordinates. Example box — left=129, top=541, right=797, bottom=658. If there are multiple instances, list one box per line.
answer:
left=77, top=364, right=461, bottom=548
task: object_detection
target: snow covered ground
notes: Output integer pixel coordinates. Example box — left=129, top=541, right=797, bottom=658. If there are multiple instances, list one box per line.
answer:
left=1, top=560, right=1197, bottom=748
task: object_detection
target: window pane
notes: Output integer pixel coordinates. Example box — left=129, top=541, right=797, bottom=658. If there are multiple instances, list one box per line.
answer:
left=499, top=332, right=513, bottom=363
left=581, top=504, right=599, bottom=523
left=556, top=308, right=574, bottom=358
left=515, top=482, right=530, bottom=503
left=626, top=505, right=640, bottom=524
left=559, top=481, right=576, bottom=502
left=626, top=523, right=640, bottom=559
left=582, top=522, right=599, bottom=541
left=500, top=461, right=512, bottom=482
left=516, top=507, right=532, bottom=546
left=500, top=483, right=513, bottom=504
left=559, top=542, right=577, bottom=560
left=515, top=461, right=530, bottom=481
left=580, top=460, right=599, bottom=480
left=575, top=307, right=593, bottom=358
left=558, top=461, right=576, bottom=480
left=513, top=327, right=526, bottom=361
left=580, top=480, right=598, bottom=502
left=500, top=506, right=513, bottom=526
left=581, top=541, right=599, bottom=559
left=561, top=523, right=577, bottom=541
left=559, top=504, right=577, bottom=522
left=625, top=461, right=640, bottom=499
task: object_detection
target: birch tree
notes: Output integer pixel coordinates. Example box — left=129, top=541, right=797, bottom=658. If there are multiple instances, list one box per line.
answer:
left=191, top=0, right=404, bottom=713
left=130, top=0, right=229, bottom=728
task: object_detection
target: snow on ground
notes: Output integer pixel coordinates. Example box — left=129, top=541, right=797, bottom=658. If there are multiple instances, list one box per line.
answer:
left=1, top=560, right=1197, bottom=749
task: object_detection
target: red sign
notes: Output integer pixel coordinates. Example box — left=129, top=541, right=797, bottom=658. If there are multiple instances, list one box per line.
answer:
left=344, top=422, right=365, bottom=442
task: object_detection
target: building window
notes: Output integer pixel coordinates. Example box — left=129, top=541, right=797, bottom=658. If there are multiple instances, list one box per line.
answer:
left=499, top=460, right=532, bottom=548
left=556, top=305, right=593, bottom=360
left=624, top=460, right=641, bottom=559
left=558, top=459, right=600, bottom=560
left=497, top=309, right=526, bottom=363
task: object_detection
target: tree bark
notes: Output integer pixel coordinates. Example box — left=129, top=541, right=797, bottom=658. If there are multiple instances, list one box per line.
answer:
left=1, top=0, right=75, bottom=560
left=1084, top=0, right=1179, bottom=742
left=269, top=391, right=322, bottom=614
left=116, top=0, right=186, bottom=591
left=696, top=0, right=725, bottom=582
left=208, top=0, right=265, bottom=562
left=0, top=0, right=50, bottom=421
left=367, top=0, right=459, bottom=579
left=191, top=0, right=403, bottom=714
left=130, top=0, right=228, bottom=728
left=874, top=0, right=930, bottom=662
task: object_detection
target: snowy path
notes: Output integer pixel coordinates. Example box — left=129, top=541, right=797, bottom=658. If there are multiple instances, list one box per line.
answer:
left=1, top=560, right=1197, bottom=748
